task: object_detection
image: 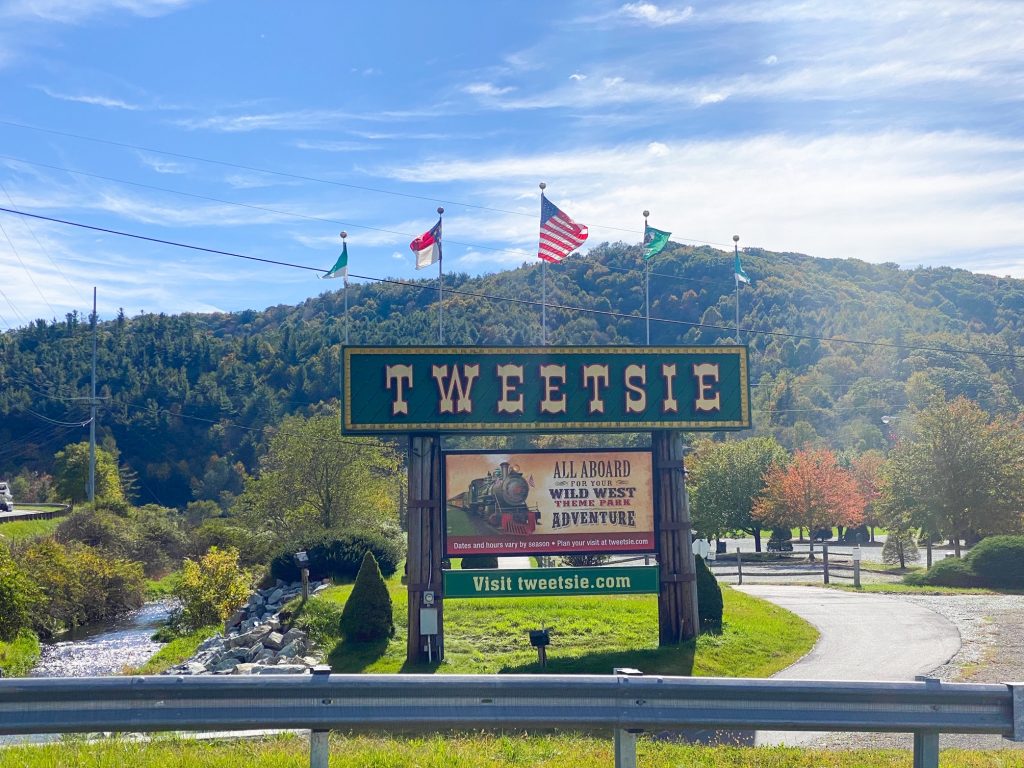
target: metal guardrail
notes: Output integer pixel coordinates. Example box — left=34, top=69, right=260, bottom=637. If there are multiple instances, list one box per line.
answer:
left=0, top=672, right=1021, bottom=767
left=0, top=503, right=71, bottom=523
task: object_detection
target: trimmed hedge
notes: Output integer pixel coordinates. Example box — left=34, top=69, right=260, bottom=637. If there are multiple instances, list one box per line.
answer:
left=269, top=531, right=403, bottom=584
left=904, top=556, right=982, bottom=588
left=696, top=555, right=723, bottom=626
left=966, top=535, right=1024, bottom=588
left=460, top=555, right=499, bottom=569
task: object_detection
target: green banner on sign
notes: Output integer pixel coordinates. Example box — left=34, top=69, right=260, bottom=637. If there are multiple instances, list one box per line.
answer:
left=341, top=345, right=750, bottom=433
left=443, top=566, right=660, bottom=598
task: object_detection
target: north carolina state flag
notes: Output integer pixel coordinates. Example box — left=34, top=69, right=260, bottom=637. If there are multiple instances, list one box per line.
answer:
left=411, top=218, right=442, bottom=269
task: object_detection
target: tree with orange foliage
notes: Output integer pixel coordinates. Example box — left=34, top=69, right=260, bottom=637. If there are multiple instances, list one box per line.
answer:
left=849, top=451, right=884, bottom=541
left=753, top=449, right=866, bottom=539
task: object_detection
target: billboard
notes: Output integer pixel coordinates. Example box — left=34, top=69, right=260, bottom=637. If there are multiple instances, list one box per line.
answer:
left=444, top=449, right=655, bottom=556
left=341, top=345, right=750, bottom=434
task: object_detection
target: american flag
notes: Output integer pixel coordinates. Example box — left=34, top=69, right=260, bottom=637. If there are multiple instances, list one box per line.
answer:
left=538, top=194, right=588, bottom=262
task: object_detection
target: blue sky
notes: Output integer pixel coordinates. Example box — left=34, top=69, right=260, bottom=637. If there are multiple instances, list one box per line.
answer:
left=1, top=0, right=1022, bottom=328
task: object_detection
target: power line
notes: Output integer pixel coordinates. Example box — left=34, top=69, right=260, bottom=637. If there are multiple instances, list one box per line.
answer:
left=0, top=118, right=732, bottom=247
left=1, top=204, right=1020, bottom=362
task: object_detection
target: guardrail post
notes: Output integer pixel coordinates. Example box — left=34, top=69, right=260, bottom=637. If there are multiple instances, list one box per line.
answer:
left=1007, top=682, right=1024, bottom=742
left=736, top=547, right=742, bottom=585
left=614, top=668, right=643, bottom=768
left=822, top=543, right=829, bottom=584
left=310, top=665, right=331, bottom=768
left=913, top=731, right=939, bottom=768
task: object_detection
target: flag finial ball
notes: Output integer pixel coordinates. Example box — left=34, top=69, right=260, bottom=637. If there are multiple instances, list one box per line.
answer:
left=643, top=210, right=650, bottom=218
left=340, top=231, right=347, bottom=239
left=539, top=182, right=546, bottom=190
left=437, top=207, right=444, bottom=215
left=733, top=235, right=740, bottom=243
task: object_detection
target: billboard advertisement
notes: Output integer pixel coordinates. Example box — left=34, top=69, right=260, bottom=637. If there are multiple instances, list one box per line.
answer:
left=444, top=449, right=655, bottom=556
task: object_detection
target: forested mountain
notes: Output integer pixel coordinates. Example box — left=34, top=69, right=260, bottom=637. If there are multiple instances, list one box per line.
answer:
left=3, top=241, right=1023, bottom=507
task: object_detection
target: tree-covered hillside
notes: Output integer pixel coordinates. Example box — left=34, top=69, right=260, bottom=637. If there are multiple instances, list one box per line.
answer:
left=2, top=241, right=1023, bottom=507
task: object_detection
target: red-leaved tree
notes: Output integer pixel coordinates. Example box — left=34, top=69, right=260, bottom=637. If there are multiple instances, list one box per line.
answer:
left=753, top=448, right=866, bottom=533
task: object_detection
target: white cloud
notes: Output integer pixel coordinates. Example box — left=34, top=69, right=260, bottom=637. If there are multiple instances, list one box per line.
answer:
left=763, top=55, right=778, bottom=66
left=463, top=82, right=516, bottom=97
left=177, top=106, right=444, bottom=132
left=37, top=86, right=141, bottom=110
left=569, top=72, right=586, bottom=82
left=136, top=153, right=188, bottom=174
left=618, top=2, right=693, bottom=26
left=2, top=0, right=196, bottom=23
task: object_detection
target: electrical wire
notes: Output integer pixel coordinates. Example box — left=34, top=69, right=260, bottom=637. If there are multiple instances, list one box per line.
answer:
left=1, top=204, right=1020, bottom=362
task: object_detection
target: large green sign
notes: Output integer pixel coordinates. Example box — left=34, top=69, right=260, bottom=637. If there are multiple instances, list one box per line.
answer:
left=341, top=345, right=750, bottom=433
left=443, top=566, right=660, bottom=598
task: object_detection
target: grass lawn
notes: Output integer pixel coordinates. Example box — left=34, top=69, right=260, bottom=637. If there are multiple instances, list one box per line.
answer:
left=293, top=572, right=817, bottom=678
left=0, top=516, right=61, bottom=541
left=127, top=625, right=220, bottom=675
left=0, top=628, right=41, bottom=677
left=2, top=733, right=1022, bottom=768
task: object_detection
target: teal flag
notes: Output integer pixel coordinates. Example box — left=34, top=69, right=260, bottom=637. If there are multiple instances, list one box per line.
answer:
left=734, top=249, right=750, bottom=284
left=643, top=225, right=671, bottom=260
left=323, top=241, right=348, bottom=282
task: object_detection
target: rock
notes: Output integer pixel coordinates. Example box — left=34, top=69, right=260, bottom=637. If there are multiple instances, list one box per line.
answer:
left=277, top=640, right=300, bottom=659
left=281, top=628, right=306, bottom=645
left=245, top=642, right=264, bottom=662
left=313, top=584, right=329, bottom=595
left=233, top=663, right=261, bottom=675
left=224, top=610, right=245, bottom=633
left=267, top=588, right=284, bottom=604
left=213, top=657, right=238, bottom=673
left=264, top=631, right=285, bottom=651
left=183, top=662, right=207, bottom=675
left=254, top=647, right=275, bottom=663
left=258, top=664, right=307, bottom=674
left=301, top=656, right=320, bottom=667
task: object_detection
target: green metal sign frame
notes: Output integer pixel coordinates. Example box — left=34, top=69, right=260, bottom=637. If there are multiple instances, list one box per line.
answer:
left=341, top=345, right=750, bottom=433
left=443, top=566, right=660, bottom=598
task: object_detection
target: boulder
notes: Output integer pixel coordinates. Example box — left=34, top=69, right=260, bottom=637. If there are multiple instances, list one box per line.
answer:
left=264, top=631, right=285, bottom=651
left=258, top=665, right=307, bottom=674
left=267, top=588, right=284, bottom=604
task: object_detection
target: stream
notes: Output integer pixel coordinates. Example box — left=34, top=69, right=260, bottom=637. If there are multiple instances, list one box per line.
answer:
left=30, top=600, right=174, bottom=678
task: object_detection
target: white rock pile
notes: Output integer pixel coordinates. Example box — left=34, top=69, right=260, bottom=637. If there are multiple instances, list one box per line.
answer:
left=165, top=578, right=331, bottom=675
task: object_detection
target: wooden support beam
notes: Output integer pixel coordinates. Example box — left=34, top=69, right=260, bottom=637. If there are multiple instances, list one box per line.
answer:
left=406, top=434, right=444, bottom=665
left=654, top=430, right=699, bottom=643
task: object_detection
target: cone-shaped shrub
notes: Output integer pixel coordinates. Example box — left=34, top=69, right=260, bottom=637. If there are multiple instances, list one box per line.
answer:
left=696, top=555, right=723, bottom=626
left=339, top=551, right=394, bottom=642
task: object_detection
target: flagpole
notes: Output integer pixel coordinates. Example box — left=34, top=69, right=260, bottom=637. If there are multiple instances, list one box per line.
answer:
left=437, top=206, right=445, bottom=345
left=733, top=234, right=740, bottom=342
left=539, top=182, right=547, bottom=345
left=644, top=210, right=650, bottom=345
left=340, top=231, right=349, bottom=345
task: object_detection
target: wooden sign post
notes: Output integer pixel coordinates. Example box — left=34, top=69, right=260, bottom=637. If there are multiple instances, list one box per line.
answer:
left=406, top=434, right=444, bottom=664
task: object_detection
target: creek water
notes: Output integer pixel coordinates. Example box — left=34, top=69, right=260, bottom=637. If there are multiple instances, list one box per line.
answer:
left=30, top=600, right=174, bottom=678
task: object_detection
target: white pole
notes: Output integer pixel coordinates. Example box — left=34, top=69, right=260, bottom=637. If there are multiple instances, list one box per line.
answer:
left=437, top=207, right=444, bottom=345
left=643, top=210, right=650, bottom=345
left=539, top=182, right=547, bottom=345
left=340, top=231, right=349, bottom=346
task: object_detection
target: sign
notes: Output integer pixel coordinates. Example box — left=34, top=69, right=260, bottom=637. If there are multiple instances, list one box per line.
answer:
left=341, top=345, right=750, bottom=433
left=445, top=449, right=655, bottom=556
left=443, top=566, right=660, bottom=598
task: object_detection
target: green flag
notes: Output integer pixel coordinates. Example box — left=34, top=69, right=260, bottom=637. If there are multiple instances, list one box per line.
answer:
left=643, top=225, right=671, bottom=260
left=323, top=241, right=348, bottom=282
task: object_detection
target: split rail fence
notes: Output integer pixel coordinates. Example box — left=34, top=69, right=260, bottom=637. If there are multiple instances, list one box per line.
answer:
left=1, top=670, right=1022, bottom=768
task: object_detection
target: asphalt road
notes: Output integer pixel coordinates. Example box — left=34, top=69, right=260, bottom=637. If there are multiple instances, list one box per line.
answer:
left=736, top=585, right=962, bottom=747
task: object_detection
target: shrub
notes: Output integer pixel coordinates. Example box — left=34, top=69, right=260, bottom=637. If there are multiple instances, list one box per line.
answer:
left=339, top=551, right=394, bottom=642
left=769, top=527, right=792, bottom=543
left=560, top=554, right=611, bottom=567
left=882, top=532, right=920, bottom=567
left=966, top=535, right=1024, bottom=588
left=843, top=524, right=870, bottom=544
left=269, top=531, right=403, bottom=583
left=460, top=555, right=499, bottom=569
left=0, top=547, right=41, bottom=641
left=0, top=628, right=41, bottom=677
left=696, top=555, right=723, bottom=626
left=904, top=556, right=982, bottom=588
left=174, top=546, right=252, bottom=631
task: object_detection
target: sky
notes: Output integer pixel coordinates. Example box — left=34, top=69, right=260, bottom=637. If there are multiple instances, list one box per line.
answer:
left=0, top=0, right=1022, bottom=328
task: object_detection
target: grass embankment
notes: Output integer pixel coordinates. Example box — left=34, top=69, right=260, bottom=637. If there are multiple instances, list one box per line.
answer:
left=292, top=571, right=817, bottom=677
left=144, top=570, right=181, bottom=599
left=127, top=625, right=220, bottom=675
left=0, top=628, right=41, bottom=677
left=0, top=517, right=61, bottom=541
left=3, top=733, right=1021, bottom=768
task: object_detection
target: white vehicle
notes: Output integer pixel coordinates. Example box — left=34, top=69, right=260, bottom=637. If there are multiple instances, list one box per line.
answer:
left=0, top=482, right=12, bottom=512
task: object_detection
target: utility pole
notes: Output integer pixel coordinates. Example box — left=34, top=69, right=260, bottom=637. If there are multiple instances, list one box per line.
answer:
left=88, top=287, right=97, bottom=505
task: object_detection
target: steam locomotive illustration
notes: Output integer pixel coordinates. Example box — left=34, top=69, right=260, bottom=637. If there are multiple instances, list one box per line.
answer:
left=449, top=461, right=540, bottom=535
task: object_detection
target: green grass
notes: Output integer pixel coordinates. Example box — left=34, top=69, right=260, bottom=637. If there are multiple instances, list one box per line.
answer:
left=126, top=625, right=220, bottom=675
left=293, top=571, right=817, bottom=677
left=0, top=628, right=41, bottom=677
left=828, top=583, right=1009, bottom=595
left=145, top=570, right=182, bottom=599
left=1, top=733, right=1022, bottom=767
left=0, top=516, right=61, bottom=541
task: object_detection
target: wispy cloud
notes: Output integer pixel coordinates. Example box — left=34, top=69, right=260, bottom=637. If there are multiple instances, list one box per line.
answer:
left=618, top=3, right=693, bottom=26
left=177, top=106, right=446, bottom=132
left=293, top=139, right=378, bottom=152
left=463, top=82, right=516, bottom=97
left=36, top=85, right=141, bottom=110
left=2, top=0, right=197, bottom=23
left=136, top=152, right=189, bottom=174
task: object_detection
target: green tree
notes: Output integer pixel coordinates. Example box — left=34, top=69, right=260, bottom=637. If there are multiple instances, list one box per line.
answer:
left=339, top=551, right=394, bottom=642
left=688, top=437, right=788, bottom=551
left=52, top=442, right=125, bottom=505
left=233, top=407, right=401, bottom=546
left=0, top=546, right=42, bottom=641
left=174, top=546, right=251, bottom=631
left=879, top=397, right=1024, bottom=556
